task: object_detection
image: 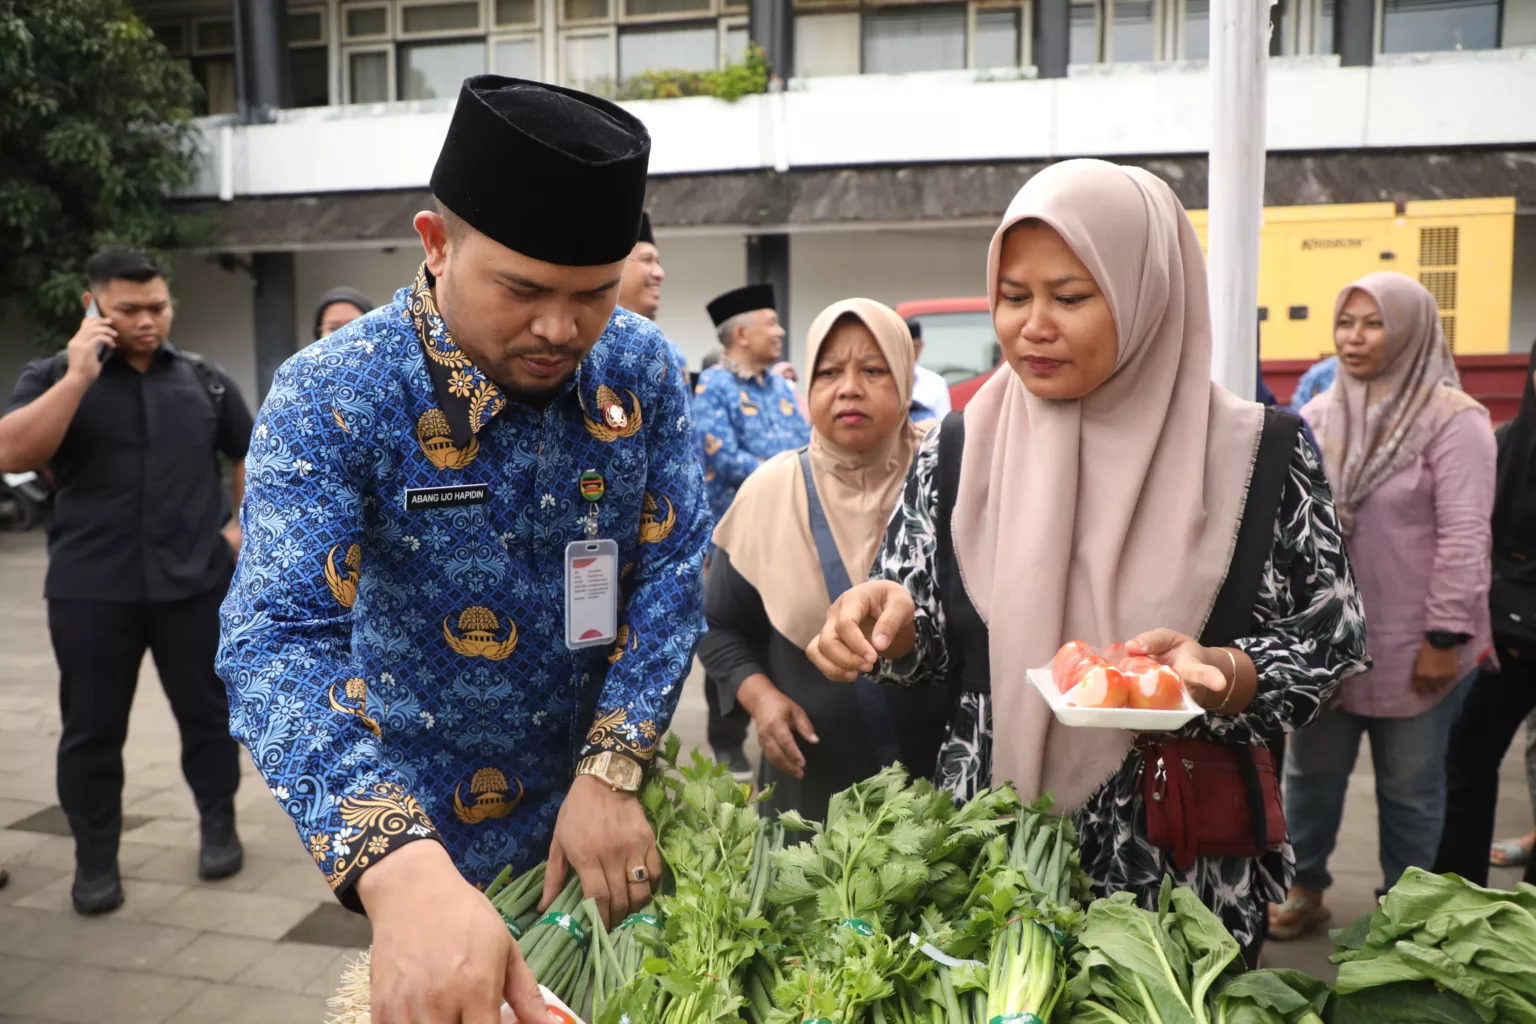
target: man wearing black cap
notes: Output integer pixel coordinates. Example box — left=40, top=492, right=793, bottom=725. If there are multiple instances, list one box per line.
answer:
left=617, top=212, right=665, bottom=322
left=693, top=283, right=808, bottom=777
left=619, top=210, right=692, bottom=387
left=694, top=283, right=808, bottom=522
left=312, top=287, right=375, bottom=341
left=217, top=77, right=709, bottom=1022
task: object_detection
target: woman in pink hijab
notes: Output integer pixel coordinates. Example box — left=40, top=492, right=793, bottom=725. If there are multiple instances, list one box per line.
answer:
left=807, top=159, right=1368, bottom=964
left=1271, top=273, right=1493, bottom=940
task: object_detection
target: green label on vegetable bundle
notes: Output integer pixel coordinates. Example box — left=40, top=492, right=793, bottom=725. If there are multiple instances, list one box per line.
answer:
left=504, top=919, right=523, bottom=939
left=989, top=1015, right=1044, bottom=1024
left=838, top=919, right=875, bottom=937
left=535, top=910, right=590, bottom=950
left=618, top=913, right=662, bottom=930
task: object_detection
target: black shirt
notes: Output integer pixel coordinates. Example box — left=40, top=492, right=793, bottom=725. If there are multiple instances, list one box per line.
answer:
left=5, top=343, right=254, bottom=603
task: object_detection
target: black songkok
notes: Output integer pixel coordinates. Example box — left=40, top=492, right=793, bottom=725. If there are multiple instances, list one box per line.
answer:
left=707, top=283, right=776, bottom=328
left=430, top=76, right=650, bottom=266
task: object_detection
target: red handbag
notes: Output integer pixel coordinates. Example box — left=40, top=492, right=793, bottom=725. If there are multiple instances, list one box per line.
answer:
left=1139, top=738, right=1286, bottom=871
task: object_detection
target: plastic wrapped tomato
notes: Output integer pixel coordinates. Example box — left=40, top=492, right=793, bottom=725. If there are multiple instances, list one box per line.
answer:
left=1121, top=655, right=1187, bottom=710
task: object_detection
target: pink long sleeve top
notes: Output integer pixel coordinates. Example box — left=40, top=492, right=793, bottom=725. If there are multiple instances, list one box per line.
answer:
left=1301, top=406, right=1495, bottom=717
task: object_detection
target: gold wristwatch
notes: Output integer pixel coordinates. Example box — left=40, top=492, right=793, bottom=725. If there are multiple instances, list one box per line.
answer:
left=575, top=751, right=644, bottom=793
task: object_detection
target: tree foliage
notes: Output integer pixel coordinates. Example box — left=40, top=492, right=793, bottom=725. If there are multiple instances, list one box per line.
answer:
left=0, top=0, right=208, bottom=345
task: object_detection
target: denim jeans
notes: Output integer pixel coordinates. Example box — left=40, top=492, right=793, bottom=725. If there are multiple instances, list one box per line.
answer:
left=1285, top=675, right=1472, bottom=893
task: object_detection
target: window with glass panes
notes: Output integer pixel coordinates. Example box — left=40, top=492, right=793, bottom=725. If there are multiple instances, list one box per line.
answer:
left=335, top=0, right=544, bottom=102
left=553, top=0, right=760, bottom=95
left=1381, top=0, right=1501, bottom=52
left=150, top=9, right=332, bottom=112
left=1063, top=0, right=1170, bottom=62
left=795, top=0, right=1032, bottom=76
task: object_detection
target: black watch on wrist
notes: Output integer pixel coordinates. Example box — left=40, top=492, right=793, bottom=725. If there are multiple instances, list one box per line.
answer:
left=1426, top=630, right=1471, bottom=650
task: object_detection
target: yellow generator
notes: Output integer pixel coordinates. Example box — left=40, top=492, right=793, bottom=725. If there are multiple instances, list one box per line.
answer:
left=1186, top=197, right=1516, bottom=361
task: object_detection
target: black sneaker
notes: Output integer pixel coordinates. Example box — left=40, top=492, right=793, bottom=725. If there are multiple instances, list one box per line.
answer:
left=714, top=746, right=755, bottom=783
left=198, top=813, right=244, bottom=881
left=72, top=865, right=124, bottom=916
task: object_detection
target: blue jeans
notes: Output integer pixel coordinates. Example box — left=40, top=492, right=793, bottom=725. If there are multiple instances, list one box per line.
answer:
left=1285, top=676, right=1472, bottom=893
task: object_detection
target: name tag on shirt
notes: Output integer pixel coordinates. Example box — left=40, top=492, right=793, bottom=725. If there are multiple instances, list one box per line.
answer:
left=403, top=483, right=490, bottom=511
left=565, top=539, right=619, bottom=649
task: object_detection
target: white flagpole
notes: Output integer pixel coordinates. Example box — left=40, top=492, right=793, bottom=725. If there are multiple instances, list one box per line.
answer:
left=1207, top=0, right=1274, bottom=400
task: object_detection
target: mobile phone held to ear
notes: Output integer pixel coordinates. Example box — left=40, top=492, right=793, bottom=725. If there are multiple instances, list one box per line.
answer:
left=86, top=298, right=110, bottom=363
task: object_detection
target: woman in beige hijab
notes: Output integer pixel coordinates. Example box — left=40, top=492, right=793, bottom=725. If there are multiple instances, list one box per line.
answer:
left=698, top=299, right=948, bottom=820
left=807, top=159, right=1369, bottom=963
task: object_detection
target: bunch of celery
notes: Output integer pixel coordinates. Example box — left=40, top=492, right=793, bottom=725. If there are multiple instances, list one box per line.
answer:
left=595, top=736, right=778, bottom=1024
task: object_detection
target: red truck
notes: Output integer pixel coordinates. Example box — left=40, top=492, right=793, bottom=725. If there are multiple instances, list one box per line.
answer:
left=896, top=297, right=1527, bottom=424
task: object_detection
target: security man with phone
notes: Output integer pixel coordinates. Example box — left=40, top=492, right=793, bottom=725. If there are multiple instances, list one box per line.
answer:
left=217, top=77, right=709, bottom=1023
left=0, top=247, right=254, bottom=915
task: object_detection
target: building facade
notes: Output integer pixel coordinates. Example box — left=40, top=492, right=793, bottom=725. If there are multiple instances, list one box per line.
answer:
left=0, top=0, right=1532, bottom=405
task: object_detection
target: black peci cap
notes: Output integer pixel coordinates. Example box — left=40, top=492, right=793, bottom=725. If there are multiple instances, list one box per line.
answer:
left=707, top=283, right=775, bottom=327
left=430, top=76, right=651, bottom=267
left=636, top=211, right=655, bottom=247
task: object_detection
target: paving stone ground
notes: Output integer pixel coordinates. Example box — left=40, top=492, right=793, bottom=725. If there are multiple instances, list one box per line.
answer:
left=0, top=526, right=1528, bottom=1020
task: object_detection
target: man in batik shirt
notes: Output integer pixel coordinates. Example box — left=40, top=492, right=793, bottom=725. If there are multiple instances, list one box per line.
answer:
left=217, top=76, right=708, bottom=1023
left=693, top=283, right=810, bottom=520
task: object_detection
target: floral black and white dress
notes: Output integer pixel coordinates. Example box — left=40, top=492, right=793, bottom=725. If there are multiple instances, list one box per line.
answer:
left=872, top=422, right=1370, bottom=950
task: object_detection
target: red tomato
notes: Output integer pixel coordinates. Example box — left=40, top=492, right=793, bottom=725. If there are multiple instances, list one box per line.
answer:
left=1124, top=656, right=1186, bottom=711
left=1061, top=664, right=1130, bottom=708
left=1101, top=643, right=1130, bottom=669
left=1052, top=641, right=1098, bottom=692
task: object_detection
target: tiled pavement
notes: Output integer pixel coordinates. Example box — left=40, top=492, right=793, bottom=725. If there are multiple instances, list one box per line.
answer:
left=0, top=525, right=1530, bottom=1020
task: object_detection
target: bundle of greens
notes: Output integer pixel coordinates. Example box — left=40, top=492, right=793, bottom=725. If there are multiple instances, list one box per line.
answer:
left=589, top=908, right=664, bottom=1013
left=1063, top=879, right=1324, bottom=1024
left=518, top=872, right=598, bottom=1011
left=485, top=860, right=549, bottom=938
left=980, top=805, right=1093, bottom=1024
left=595, top=735, right=778, bottom=1024
left=1330, top=867, right=1536, bottom=1023
left=763, top=767, right=1023, bottom=1024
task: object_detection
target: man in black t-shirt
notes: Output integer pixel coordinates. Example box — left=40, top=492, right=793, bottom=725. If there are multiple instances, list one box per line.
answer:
left=0, top=248, right=254, bottom=915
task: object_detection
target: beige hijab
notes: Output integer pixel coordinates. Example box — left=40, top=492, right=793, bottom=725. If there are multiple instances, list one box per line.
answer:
left=953, top=159, right=1267, bottom=813
left=1305, top=272, right=1483, bottom=534
left=713, top=299, right=928, bottom=647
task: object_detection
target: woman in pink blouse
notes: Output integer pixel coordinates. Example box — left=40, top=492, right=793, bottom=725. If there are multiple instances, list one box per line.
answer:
left=1270, top=272, right=1494, bottom=940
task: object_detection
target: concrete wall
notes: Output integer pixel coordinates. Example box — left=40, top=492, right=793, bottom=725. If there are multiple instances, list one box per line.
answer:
left=186, top=47, right=1536, bottom=198
left=1507, top=2, right=1536, bottom=47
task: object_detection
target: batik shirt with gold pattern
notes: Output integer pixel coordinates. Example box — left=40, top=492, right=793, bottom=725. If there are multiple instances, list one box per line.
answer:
left=692, top=360, right=810, bottom=521
left=217, top=266, right=709, bottom=909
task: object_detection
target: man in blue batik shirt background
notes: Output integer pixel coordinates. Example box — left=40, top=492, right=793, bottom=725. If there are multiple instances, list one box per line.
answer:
left=693, top=283, right=810, bottom=520
left=217, top=76, right=708, bottom=1023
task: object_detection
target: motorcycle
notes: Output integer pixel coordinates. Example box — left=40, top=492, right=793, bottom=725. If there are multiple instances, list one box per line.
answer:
left=0, top=470, right=50, bottom=531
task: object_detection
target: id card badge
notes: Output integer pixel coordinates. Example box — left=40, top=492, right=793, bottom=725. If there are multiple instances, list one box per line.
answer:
left=564, top=538, right=619, bottom=650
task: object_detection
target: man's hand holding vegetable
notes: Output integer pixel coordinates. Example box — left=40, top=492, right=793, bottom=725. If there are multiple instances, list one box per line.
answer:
left=807, top=580, right=1258, bottom=715
left=357, top=840, right=550, bottom=1024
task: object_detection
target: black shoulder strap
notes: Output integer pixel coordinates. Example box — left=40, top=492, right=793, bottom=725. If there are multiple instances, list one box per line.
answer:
left=1199, top=406, right=1303, bottom=648
left=933, top=412, right=990, bottom=702
left=798, top=449, right=905, bottom=769
left=178, top=352, right=227, bottom=419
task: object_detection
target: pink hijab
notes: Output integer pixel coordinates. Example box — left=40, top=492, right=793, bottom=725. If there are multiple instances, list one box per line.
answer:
left=1304, top=272, right=1483, bottom=534
left=952, top=159, right=1266, bottom=813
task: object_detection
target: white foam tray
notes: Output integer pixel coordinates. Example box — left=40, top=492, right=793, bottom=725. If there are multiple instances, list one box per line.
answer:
left=1026, top=666, right=1205, bottom=731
